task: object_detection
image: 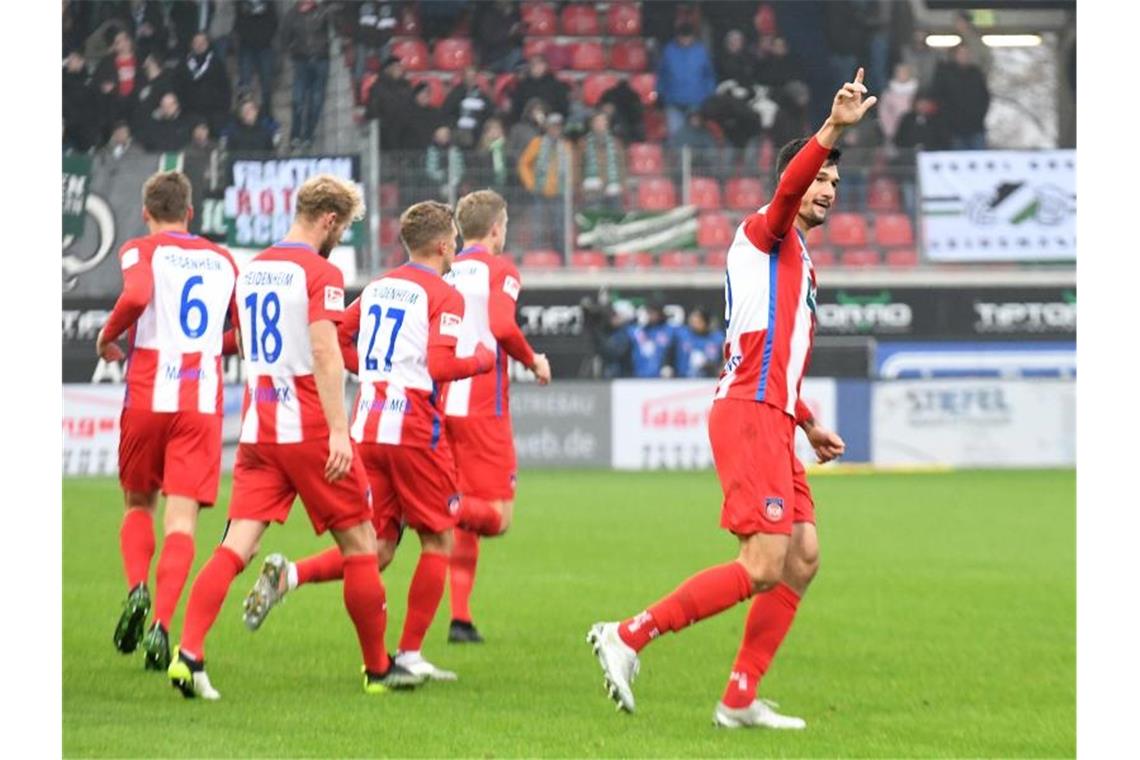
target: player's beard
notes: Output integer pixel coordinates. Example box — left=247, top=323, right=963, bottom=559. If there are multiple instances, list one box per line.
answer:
left=319, top=226, right=342, bottom=259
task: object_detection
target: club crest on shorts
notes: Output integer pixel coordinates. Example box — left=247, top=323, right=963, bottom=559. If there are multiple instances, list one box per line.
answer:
left=448, top=494, right=460, bottom=515
left=764, top=496, right=785, bottom=522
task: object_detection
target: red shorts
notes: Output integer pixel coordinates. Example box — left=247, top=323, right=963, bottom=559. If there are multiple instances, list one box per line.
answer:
left=445, top=416, right=518, bottom=501
left=118, top=408, right=222, bottom=505
left=708, top=398, right=815, bottom=536
left=228, top=440, right=372, bottom=535
left=359, top=441, right=460, bottom=542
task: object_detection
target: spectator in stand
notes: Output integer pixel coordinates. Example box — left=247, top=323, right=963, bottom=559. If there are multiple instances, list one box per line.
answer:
left=756, top=36, right=803, bottom=90
left=179, top=32, right=232, bottom=133
left=365, top=55, right=414, bottom=151
left=187, top=118, right=215, bottom=154
left=208, top=1, right=236, bottom=62
left=717, top=30, right=757, bottom=90
left=507, top=97, right=546, bottom=174
left=599, top=80, right=645, bottom=143
left=281, top=0, right=334, bottom=150
left=932, top=44, right=990, bottom=150
left=120, top=0, right=169, bottom=62
left=224, top=96, right=277, bottom=153
left=626, top=299, right=677, bottom=379
left=900, top=29, right=940, bottom=90
left=473, top=0, right=524, bottom=75
left=418, top=0, right=469, bottom=43
left=471, top=117, right=508, bottom=190
left=425, top=125, right=465, bottom=200
left=133, top=54, right=177, bottom=129
left=141, top=91, right=192, bottom=151
left=769, top=80, right=812, bottom=155
left=444, top=66, right=494, bottom=150
left=509, top=54, right=569, bottom=125
left=668, top=109, right=716, bottom=153
left=674, top=307, right=724, bottom=379
left=878, top=62, right=918, bottom=150
left=576, top=112, right=625, bottom=212
left=95, top=121, right=144, bottom=168
left=953, top=11, right=993, bottom=76
left=63, top=51, right=102, bottom=152
left=168, top=0, right=215, bottom=57
left=657, top=23, right=717, bottom=138
left=404, top=81, right=444, bottom=151
left=235, top=1, right=278, bottom=119
left=894, top=92, right=950, bottom=152
left=94, top=29, right=140, bottom=126
left=823, top=1, right=869, bottom=92
left=518, top=112, right=571, bottom=250
left=348, top=1, right=398, bottom=86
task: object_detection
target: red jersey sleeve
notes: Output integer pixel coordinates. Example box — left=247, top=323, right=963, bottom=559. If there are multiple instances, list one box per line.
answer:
left=337, top=296, right=363, bottom=374
left=426, top=284, right=492, bottom=380
left=428, top=284, right=465, bottom=349
left=489, top=260, right=536, bottom=368
left=102, top=239, right=155, bottom=342
left=743, top=136, right=831, bottom=252
left=306, top=259, right=346, bottom=324
left=794, top=397, right=814, bottom=426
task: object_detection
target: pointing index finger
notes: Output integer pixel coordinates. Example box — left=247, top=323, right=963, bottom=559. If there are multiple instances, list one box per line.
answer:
left=854, top=67, right=864, bottom=85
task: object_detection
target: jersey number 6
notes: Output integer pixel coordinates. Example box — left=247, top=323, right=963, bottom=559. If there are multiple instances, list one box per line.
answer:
left=179, top=276, right=209, bottom=339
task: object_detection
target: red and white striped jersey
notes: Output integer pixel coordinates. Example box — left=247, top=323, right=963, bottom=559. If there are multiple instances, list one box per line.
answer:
left=236, top=242, right=346, bottom=444
left=714, top=137, right=830, bottom=416
left=443, top=246, right=533, bottom=418
left=347, top=263, right=465, bottom=449
left=116, top=231, right=238, bottom=415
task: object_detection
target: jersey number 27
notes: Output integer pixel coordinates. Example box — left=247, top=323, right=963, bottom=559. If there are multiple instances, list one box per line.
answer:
left=364, top=305, right=405, bottom=372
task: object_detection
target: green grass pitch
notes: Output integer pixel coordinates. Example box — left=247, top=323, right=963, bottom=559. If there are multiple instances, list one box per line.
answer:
left=63, top=469, right=1074, bottom=758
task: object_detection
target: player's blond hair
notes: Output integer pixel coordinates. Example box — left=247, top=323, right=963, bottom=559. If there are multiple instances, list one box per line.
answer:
left=295, top=174, right=365, bottom=225
left=455, top=189, right=507, bottom=239
left=400, top=200, right=456, bottom=253
left=142, top=171, right=192, bottom=223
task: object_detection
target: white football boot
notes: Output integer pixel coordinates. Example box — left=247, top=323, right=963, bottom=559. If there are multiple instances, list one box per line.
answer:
left=587, top=622, right=639, bottom=713
left=713, top=698, right=807, bottom=729
left=168, top=648, right=222, bottom=701
left=393, top=650, right=458, bottom=682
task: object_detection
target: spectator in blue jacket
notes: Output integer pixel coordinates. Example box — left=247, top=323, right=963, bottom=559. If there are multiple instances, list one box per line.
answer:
left=674, top=307, right=726, bottom=378
left=627, top=299, right=678, bottom=378
left=657, top=23, right=717, bottom=138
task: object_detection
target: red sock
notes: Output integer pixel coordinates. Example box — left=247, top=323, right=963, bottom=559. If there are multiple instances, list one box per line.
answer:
left=153, top=532, right=195, bottom=630
left=721, top=583, right=801, bottom=709
left=399, top=551, right=448, bottom=652
left=449, top=529, right=479, bottom=623
left=618, top=561, right=753, bottom=652
left=296, top=546, right=346, bottom=586
left=342, top=553, right=390, bottom=675
left=179, top=546, right=245, bottom=661
left=119, top=508, right=155, bottom=589
left=457, top=497, right=502, bottom=536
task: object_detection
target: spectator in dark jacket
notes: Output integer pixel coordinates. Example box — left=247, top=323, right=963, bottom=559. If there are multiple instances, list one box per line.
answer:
left=95, top=121, right=145, bottom=169
left=366, top=55, right=415, bottom=150
left=348, top=1, right=398, bottom=84
left=281, top=0, right=334, bottom=148
left=235, top=1, right=278, bottom=118
left=894, top=92, right=950, bottom=152
left=716, top=30, right=757, bottom=89
left=932, top=44, right=990, bottom=150
left=179, top=32, right=232, bottom=133
left=63, top=51, right=102, bottom=151
left=823, top=0, right=870, bottom=89
left=94, top=29, right=141, bottom=127
left=121, top=0, right=169, bottom=61
left=404, top=82, right=444, bottom=151
left=755, top=36, right=803, bottom=90
left=657, top=23, right=716, bottom=138
left=473, top=0, right=524, bottom=74
left=141, top=91, right=192, bottom=151
left=509, top=54, right=569, bottom=124
left=443, top=66, right=494, bottom=149
left=507, top=97, right=547, bottom=172
left=599, top=80, right=645, bottom=143
left=425, top=125, right=465, bottom=200
left=224, top=97, right=277, bottom=153
left=168, top=0, right=215, bottom=57
left=132, top=54, right=178, bottom=129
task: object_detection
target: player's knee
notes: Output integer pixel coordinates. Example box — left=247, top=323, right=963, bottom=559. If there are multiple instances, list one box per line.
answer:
left=375, top=542, right=396, bottom=570
left=785, top=551, right=820, bottom=591
left=738, top=552, right=786, bottom=593
left=421, top=529, right=452, bottom=555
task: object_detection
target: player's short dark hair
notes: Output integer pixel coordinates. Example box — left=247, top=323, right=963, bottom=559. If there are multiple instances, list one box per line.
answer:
left=775, top=138, right=842, bottom=178
left=142, top=171, right=192, bottom=223
left=400, top=200, right=456, bottom=252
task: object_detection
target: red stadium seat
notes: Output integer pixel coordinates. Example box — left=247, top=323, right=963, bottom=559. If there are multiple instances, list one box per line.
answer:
left=885, top=248, right=919, bottom=268
left=697, top=213, right=734, bottom=248
left=703, top=249, right=728, bottom=268
left=866, top=176, right=902, bottom=212
left=379, top=217, right=400, bottom=246
left=827, top=213, right=868, bottom=247
left=493, top=72, right=516, bottom=108
left=522, top=249, right=563, bottom=269
left=561, top=4, right=600, bottom=35
left=810, top=247, right=837, bottom=268
left=659, top=250, right=700, bottom=268
left=522, top=38, right=556, bottom=60
left=379, top=183, right=399, bottom=210
left=408, top=75, right=445, bottom=108
left=615, top=251, right=654, bottom=269
left=643, top=107, right=666, bottom=142
left=805, top=225, right=825, bottom=248
left=873, top=213, right=914, bottom=247
left=607, top=2, right=641, bottom=36
left=582, top=73, right=620, bottom=107
left=637, top=177, right=677, bottom=210
left=689, top=177, right=722, bottom=210
left=390, top=38, right=429, bottom=71
left=630, top=73, right=657, bottom=105
left=521, top=2, right=558, bottom=36
left=725, top=178, right=765, bottom=211
left=570, top=41, right=606, bottom=71
left=571, top=250, right=609, bottom=269
left=840, top=248, right=882, bottom=267
left=627, top=143, right=663, bottom=176
left=433, top=38, right=473, bottom=71
left=610, top=40, right=648, bottom=72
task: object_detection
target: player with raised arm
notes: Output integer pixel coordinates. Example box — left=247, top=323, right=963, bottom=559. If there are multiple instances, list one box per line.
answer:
left=98, top=171, right=238, bottom=671
left=443, top=189, right=551, bottom=644
left=241, top=201, right=495, bottom=681
left=167, top=175, right=422, bottom=699
left=587, top=70, right=873, bottom=728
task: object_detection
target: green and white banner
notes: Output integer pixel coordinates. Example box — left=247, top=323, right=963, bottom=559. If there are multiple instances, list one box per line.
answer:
left=575, top=207, right=698, bottom=255
left=918, top=150, right=1075, bottom=262
left=62, top=155, right=92, bottom=238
